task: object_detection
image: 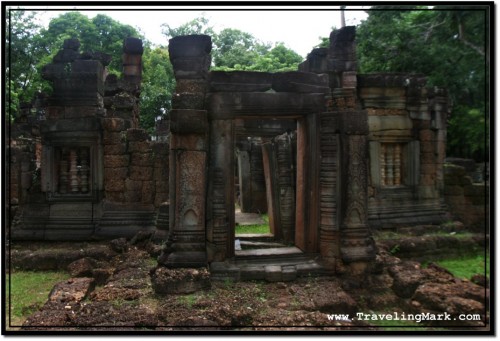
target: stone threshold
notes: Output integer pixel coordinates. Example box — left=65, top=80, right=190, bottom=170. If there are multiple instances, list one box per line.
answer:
left=210, top=246, right=327, bottom=282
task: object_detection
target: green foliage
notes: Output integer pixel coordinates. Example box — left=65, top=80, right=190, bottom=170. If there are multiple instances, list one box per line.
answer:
left=6, top=271, right=69, bottom=326
left=162, top=15, right=303, bottom=72
left=5, top=9, right=45, bottom=119
left=40, top=12, right=139, bottom=73
left=161, top=15, right=214, bottom=40
left=139, top=47, right=175, bottom=134
left=356, top=6, right=489, bottom=161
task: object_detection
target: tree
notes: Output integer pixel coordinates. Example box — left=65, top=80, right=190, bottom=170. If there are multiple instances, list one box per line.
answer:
left=161, top=15, right=214, bottom=40
left=5, top=9, right=45, bottom=120
left=139, top=47, right=175, bottom=134
left=356, top=6, right=489, bottom=161
left=39, top=12, right=139, bottom=74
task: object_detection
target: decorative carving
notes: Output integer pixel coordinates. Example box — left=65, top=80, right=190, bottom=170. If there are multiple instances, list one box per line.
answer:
left=319, top=114, right=340, bottom=263
left=341, top=134, right=375, bottom=263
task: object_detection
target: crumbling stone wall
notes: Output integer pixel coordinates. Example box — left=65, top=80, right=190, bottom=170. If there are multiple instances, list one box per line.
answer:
left=444, top=163, right=488, bottom=231
left=11, top=37, right=169, bottom=241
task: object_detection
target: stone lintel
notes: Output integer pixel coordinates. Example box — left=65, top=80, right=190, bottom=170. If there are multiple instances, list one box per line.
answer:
left=207, top=92, right=326, bottom=120
left=40, top=117, right=102, bottom=133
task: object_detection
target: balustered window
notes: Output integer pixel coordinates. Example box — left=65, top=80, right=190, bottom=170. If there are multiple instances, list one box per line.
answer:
left=55, top=147, right=91, bottom=194
left=380, top=143, right=405, bottom=187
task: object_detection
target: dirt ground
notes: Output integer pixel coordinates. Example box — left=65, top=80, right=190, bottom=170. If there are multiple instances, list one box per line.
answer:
left=7, top=236, right=490, bottom=333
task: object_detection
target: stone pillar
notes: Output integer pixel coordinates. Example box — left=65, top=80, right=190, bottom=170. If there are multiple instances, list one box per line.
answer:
left=339, top=111, right=376, bottom=267
left=206, top=119, right=234, bottom=261
left=262, top=133, right=296, bottom=243
left=162, top=35, right=212, bottom=268
left=318, top=113, right=340, bottom=269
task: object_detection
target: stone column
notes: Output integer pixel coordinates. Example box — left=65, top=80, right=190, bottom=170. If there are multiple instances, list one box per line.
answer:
left=161, top=35, right=212, bottom=268
left=339, top=111, right=376, bottom=268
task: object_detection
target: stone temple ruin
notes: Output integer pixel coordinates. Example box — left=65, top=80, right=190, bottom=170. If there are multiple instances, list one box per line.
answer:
left=8, top=26, right=454, bottom=278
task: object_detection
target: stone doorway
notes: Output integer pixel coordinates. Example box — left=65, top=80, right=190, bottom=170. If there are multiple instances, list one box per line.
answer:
left=162, top=33, right=375, bottom=275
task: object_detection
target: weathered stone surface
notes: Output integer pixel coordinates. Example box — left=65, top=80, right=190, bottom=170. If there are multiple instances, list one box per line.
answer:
left=103, top=143, right=127, bottom=155
left=104, top=155, right=129, bottom=168
left=412, top=281, right=487, bottom=325
left=123, top=37, right=144, bottom=54
left=150, top=267, right=211, bottom=295
left=389, top=261, right=427, bottom=298
left=131, top=152, right=153, bottom=166
left=129, top=166, right=153, bottom=181
left=272, top=71, right=329, bottom=93
left=110, top=237, right=129, bottom=253
left=102, top=117, right=126, bottom=132
left=168, top=34, right=212, bottom=59
left=128, top=141, right=150, bottom=153
left=67, top=258, right=96, bottom=277
left=170, top=109, right=208, bottom=134
left=48, top=277, right=95, bottom=303
left=172, top=92, right=205, bottom=109
left=126, top=128, right=149, bottom=141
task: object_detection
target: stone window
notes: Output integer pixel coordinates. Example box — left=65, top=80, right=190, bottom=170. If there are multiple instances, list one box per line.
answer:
left=54, top=147, right=91, bottom=195
left=380, top=143, right=404, bottom=187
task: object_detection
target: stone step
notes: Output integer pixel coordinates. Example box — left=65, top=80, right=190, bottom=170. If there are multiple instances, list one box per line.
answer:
left=235, top=233, right=275, bottom=242
left=239, top=240, right=288, bottom=249
left=210, top=257, right=326, bottom=282
left=235, top=246, right=304, bottom=260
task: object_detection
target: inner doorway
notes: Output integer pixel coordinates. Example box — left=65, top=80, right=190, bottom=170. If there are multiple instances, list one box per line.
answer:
left=233, top=118, right=297, bottom=252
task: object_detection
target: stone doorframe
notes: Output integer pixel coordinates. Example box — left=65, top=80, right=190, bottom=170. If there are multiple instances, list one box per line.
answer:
left=161, top=35, right=375, bottom=272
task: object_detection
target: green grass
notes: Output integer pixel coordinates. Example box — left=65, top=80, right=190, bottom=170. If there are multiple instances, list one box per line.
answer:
left=6, top=271, right=69, bottom=327
left=235, top=214, right=270, bottom=234
left=431, top=252, right=489, bottom=279
left=235, top=223, right=270, bottom=234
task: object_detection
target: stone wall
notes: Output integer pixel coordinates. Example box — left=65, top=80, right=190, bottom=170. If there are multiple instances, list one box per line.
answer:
left=444, top=163, right=488, bottom=231
left=10, top=37, right=170, bottom=241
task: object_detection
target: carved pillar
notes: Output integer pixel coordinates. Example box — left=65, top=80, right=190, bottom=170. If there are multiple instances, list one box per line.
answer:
left=206, top=119, right=234, bottom=261
left=318, top=113, right=340, bottom=268
left=339, top=111, right=375, bottom=265
left=162, top=35, right=212, bottom=268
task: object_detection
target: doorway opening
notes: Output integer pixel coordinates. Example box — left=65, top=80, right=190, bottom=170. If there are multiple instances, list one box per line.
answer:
left=233, top=118, right=298, bottom=253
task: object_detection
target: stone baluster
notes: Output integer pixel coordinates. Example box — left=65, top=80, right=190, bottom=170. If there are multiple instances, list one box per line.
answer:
left=80, top=148, right=89, bottom=193
left=386, top=144, right=394, bottom=186
left=59, top=149, right=68, bottom=194
left=394, top=144, right=401, bottom=186
left=69, top=149, right=79, bottom=193
left=380, top=144, right=386, bottom=186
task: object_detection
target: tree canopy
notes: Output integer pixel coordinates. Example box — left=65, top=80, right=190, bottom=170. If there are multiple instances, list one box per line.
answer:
left=356, top=6, right=489, bottom=161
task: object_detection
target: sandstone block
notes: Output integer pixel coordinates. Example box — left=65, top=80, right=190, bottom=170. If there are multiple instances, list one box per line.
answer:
left=103, top=132, right=124, bottom=145
left=151, top=267, right=211, bottom=295
left=126, top=128, right=149, bottom=142
left=131, top=152, right=153, bottom=166
left=104, top=167, right=127, bottom=180
left=125, top=179, right=143, bottom=191
left=48, top=277, right=95, bottom=303
left=124, top=190, right=141, bottom=203
left=104, top=178, right=125, bottom=192
left=129, top=166, right=153, bottom=181
left=128, top=141, right=150, bottom=153
left=101, top=117, right=126, bottom=132
left=104, top=155, right=129, bottom=168
left=103, top=143, right=127, bottom=155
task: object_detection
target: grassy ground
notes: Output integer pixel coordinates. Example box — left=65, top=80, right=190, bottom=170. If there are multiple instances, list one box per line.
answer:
left=6, top=271, right=69, bottom=327
left=430, top=252, right=490, bottom=279
left=235, top=214, right=270, bottom=234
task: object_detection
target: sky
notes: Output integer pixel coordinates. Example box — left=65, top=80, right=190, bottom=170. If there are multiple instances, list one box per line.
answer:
left=27, top=5, right=369, bottom=58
